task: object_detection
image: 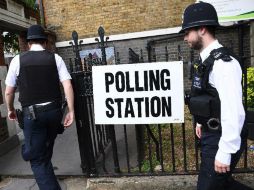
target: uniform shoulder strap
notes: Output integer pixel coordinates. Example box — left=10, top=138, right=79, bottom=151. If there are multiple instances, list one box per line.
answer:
left=210, top=47, right=234, bottom=62
left=201, top=46, right=240, bottom=92
left=201, top=47, right=231, bottom=90
left=204, top=46, right=239, bottom=73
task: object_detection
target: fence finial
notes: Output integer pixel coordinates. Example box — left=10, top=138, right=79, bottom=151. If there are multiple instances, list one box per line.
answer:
left=95, top=26, right=109, bottom=65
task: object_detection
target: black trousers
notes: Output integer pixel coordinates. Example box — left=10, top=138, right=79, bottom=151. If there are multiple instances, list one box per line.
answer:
left=22, top=107, right=62, bottom=190
left=197, top=130, right=253, bottom=190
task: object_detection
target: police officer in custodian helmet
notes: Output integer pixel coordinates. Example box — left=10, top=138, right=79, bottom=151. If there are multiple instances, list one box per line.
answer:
left=181, top=2, right=253, bottom=190
left=5, top=24, right=74, bottom=190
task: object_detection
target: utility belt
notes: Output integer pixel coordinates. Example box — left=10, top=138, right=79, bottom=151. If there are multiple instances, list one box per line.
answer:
left=185, top=93, right=221, bottom=132
left=16, top=101, right=61, bottom=129
left=16, top=101, right=64, bottom=134
left=22, top=101, right=61, bottom=120
left=195, top=116, right=221, bottom=133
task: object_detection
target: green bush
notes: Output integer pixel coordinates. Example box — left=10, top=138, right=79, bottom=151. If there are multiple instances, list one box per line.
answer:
left=247, top=67, right=254, bottom=108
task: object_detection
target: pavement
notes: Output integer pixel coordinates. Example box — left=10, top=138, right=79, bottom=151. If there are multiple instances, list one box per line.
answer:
left=0, top=122, right=85, bottom=189
left=0, top=122, right=139, bottom=190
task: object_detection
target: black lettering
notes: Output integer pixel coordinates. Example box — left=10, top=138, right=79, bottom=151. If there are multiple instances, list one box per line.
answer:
left=105, top=73, right=114, bottom=93
left=135, top=71, right=144, bottom=91
left=125, top=98, right=135, bottom=117
left=150, top=96, right=161, bottom=117
left=115, top=71, right=125, bottom=92
left=134, top=97, right=144, bottom=117
left=126, top=72, right=134, bottom=92
left=162, top=96, right=172, bottom=116
left=105, top=98, right=114, bottom=118
left=149, top=70, right=160, bottom=90
left=144, top=70, right=148, bottom=91
left=145, top=97, right=149, bottom=117
left=161, top=69, right=171, bottom=90
left=115, top=98, right=124, bottom=118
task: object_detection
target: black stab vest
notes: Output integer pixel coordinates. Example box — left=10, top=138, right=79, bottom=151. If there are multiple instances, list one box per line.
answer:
left=18, top=50, right=62, bottom=107
left=188, top=47, right=239, bottom=127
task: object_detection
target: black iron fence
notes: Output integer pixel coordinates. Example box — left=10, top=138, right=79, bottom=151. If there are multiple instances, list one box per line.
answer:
left=69, top=23, right=254, bottom=177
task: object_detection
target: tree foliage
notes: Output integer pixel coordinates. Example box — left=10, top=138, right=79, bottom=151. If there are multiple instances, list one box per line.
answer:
left=3, top=0, right=36, bottom=54
left=3, top=32, right=19, bottom=54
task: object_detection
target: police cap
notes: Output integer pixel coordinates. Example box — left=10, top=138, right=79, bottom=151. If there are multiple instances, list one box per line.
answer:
left=180, top=2, right=219, bottom=33
left=27, top=24, right=47, bottom=40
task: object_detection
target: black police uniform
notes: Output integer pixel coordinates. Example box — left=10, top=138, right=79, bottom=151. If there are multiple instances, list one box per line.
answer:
left=20, top=25, right=63, bottom=190
left=181, top=2, right=252, bottom=190
left=188, top=47, right=250, bottom=190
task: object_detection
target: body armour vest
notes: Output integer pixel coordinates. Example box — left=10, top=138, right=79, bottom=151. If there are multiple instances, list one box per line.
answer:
left=188, top=47, right=239, bottom=130
left=18, top=50, right=62, bottom=107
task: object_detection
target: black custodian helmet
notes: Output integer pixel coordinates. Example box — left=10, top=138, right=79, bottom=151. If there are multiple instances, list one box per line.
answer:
left=27, top=24, right=47, bottom=40
left=180, top=1, right=219, bottom=33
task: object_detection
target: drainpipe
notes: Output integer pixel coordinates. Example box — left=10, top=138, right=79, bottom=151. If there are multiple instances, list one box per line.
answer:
left=35, top=0, right=45, bottom=27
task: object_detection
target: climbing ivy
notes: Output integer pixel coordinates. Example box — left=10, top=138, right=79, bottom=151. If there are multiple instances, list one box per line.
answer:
left=22, top=0, right=36, bottom=9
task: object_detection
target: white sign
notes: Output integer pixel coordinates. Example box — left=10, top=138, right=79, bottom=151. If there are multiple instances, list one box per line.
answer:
left=201, top=0, right=254, bottom=22
left=92, top=62, right=184, bottom=124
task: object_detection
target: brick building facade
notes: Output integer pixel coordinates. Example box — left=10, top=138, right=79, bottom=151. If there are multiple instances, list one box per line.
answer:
left=43, top=0, right=194, bottom=41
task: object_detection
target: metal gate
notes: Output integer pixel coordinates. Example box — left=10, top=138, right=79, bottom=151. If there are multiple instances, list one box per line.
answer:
left=69, top=24, right=254, bottom=177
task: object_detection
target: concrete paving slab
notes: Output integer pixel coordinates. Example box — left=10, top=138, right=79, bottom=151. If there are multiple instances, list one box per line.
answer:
left=64, top=178, right=87, bottom=190
left=0, top=123, right=83, bottom=176
left=86, top=174, right=254, bottom=190
left=1, top=174, right=254, bottom=190
left=0, top=177, right=67, bottom=190
left=86, top=175, right=197, bottom=190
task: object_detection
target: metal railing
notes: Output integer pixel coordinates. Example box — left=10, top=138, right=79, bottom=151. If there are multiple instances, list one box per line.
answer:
left=69, top=24, right=254, bottom=177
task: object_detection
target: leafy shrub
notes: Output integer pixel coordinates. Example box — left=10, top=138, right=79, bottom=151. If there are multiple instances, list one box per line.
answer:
left=247, top=67, right=254, bottom=108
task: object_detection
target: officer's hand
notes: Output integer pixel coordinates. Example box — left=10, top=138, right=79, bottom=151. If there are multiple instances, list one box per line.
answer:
left=8, top=110, right=17, bottom=121
left=195, top=123, right=202, bottom=138
left=214, top=160, right=230, bottom=173
left=63, top=111, right=74, bottom=127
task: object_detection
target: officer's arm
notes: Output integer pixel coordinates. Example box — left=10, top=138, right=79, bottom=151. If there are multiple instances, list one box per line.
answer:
left=5, top=86, right=16, bottom=120
left=213, top=58, right=243, bottom=166
left=195, top=123, right=202, bottom=138
left=61, top=79, right=74, bottom=127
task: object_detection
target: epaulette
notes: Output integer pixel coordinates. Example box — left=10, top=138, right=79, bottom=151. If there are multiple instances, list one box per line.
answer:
left=210, top=47, right=233, bottom=62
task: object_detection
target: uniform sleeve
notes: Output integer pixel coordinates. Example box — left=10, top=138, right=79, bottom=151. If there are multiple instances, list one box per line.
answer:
left=5, top=55, right=20, bottom=87
left=54, top=54, right=72, bottom=82
left=210, top=58, right=245, bottom=165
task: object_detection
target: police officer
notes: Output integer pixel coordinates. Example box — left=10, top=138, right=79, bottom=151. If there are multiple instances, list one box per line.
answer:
left=5, top=24, right=74, bottom=190
left=181, top=2, right=253, bottom=190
